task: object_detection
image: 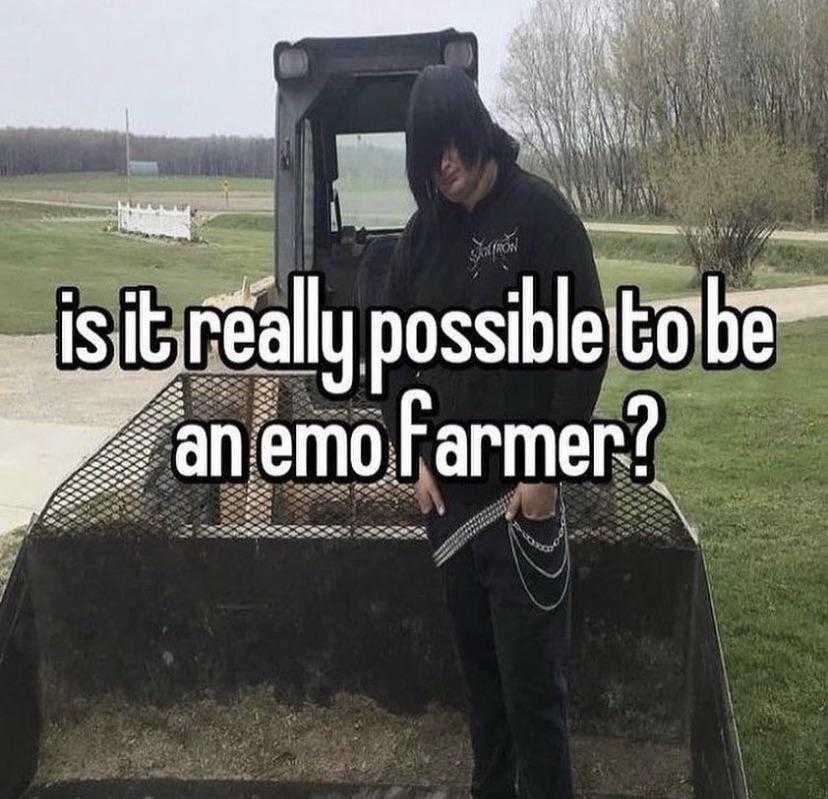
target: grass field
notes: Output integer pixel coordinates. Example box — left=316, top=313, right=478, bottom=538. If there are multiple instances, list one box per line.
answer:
left=0, top=200, right=108, bottom=221
left=0, top=171, right=270, bottom=197
left=0, top=202, right=272, bottom=333
left=0, top=172, right=273, bottom=213
left=599, top=317, right=827, bottom=799
left=589, top=230, right=828, bottom=275
left=2, top=202, right=826, bottom=334
left=0, top=172, right=418, bottom=225
left=4, top=172, right=826, bottom=257
left=596, top=257, right=826, bottom=302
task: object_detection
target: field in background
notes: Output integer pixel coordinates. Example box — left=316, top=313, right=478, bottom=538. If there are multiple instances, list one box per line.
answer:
left=2, top=172, right=827, bottom=271
left=2, top=202, right=827, bottom=335
left=599, top=317, right=828, bottom=799
left=0, top=202, right=272, bottom=334
left=0, top=172, right=271, bottom=195
left=0, top=172, right=272, bottom=212
left=335, top=181, right=415, bottom=229
left=595, top=258, right=826, bottom=302
left=0, top=171, right=417, bottom=227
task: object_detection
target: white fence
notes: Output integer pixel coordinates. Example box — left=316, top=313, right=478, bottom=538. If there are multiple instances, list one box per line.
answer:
left=117, top=202, right=192, bottom=240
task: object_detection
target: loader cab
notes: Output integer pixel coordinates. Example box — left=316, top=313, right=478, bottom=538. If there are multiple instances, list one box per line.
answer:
left=273, top=29, right=478, bottom=310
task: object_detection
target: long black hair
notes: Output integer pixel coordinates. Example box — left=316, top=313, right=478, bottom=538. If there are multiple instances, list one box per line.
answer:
left=405, top=65, right=518, bottom=213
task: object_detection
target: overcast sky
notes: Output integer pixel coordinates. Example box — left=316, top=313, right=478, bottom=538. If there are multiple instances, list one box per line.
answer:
left=1, top=0, right=530, bottom=138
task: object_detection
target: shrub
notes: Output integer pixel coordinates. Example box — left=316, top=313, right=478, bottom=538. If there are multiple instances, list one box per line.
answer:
left=659, top=133, right=814, bottom=287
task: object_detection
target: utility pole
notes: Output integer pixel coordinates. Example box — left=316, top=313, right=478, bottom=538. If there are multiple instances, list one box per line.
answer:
left=125, top=107, right=131, bottom=203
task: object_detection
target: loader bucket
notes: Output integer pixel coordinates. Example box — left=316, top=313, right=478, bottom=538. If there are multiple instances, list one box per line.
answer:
left=0, top=374, right=747, bottom=798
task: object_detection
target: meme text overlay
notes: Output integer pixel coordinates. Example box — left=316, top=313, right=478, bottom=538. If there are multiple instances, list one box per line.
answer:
left=55, top=272, right=776, bottom=486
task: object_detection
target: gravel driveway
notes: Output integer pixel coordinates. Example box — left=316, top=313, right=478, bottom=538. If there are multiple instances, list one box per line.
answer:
left=0, top=333, right=182, bottom=531
left=0, top=333, right=182, bottom=427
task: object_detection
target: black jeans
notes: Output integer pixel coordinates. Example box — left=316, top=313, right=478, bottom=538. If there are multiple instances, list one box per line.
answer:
left=426, top=494, right=573, bottom=799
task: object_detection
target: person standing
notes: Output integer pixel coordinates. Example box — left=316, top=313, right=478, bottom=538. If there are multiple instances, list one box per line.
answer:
left=381, top=65, right=606, bottom=798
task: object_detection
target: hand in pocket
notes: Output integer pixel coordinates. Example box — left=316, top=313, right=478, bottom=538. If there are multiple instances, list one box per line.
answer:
left=505, top=482, right=558, bottom=522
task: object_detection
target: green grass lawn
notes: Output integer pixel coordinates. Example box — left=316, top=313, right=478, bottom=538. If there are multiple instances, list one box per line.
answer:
left=600, top=317, right=827, bottom=799
left=0, top=172, right=273, bottom=215
left=0, top=200, right=107, bottom=220
left=0, top=205, right=272, bottom=333
left=590, top=230, right=828, bottom=276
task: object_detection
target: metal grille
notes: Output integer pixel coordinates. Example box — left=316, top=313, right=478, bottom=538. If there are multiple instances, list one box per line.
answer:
left=31, top=374, right=695, bottom=548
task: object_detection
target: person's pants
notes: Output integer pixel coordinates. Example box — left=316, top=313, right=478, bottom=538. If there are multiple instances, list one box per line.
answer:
left=425, top=493, right=573, bottom=799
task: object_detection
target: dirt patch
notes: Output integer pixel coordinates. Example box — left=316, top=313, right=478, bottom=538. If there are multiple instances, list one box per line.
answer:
left=572, top=736, right=692, bottom=797
left=33, top=688, right=691, bottom=797
left=36, top=689, right=470, bottom=787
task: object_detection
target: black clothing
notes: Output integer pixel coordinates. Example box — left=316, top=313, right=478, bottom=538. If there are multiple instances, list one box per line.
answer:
left=425, top=494, right=573, bottom=799
left=381, top=156, right=607, bottom=503
left=381, top=155, right=600, bottom=798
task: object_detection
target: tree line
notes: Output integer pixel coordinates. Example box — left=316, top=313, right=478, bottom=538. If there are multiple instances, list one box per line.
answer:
left=0, top=128, right=408, bottom=187
left=0, top=128, right=275, bottom=178
left=501, top=0, right=828, bottom=220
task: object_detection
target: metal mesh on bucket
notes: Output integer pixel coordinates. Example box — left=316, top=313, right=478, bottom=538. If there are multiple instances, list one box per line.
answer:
left=30, top=373, right=694, bottom=549
left=13, top=373, right=716, bottom=797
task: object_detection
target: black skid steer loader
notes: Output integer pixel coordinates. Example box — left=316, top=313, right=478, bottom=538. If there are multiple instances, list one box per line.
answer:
left=0, top=29, right=747, bottom=799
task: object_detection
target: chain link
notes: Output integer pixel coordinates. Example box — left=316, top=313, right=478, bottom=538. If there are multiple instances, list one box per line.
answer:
left=433, top=491, right=570, bottom=612
left=432, top=492, right=514, bottom=567
left=511, top=502, right=567, bottom=554
left=508, top=522, right=570, bottom=612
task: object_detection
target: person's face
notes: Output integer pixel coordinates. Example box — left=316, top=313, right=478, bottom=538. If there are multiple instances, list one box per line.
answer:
left=433, top=143, right=483, bottom=205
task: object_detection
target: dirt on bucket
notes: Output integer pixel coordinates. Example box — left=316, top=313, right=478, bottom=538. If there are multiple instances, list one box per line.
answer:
left=32, top=686, right=692, bottom=797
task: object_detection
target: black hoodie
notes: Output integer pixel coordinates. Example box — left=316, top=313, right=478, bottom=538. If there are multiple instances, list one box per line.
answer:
left=381, top=153, right=607, bottom=504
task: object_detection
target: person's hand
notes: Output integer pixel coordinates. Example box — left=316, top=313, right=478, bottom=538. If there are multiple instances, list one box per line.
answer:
left=415, top=458, right=445, bottom=516
left=505, top=482, right=558, bottom=522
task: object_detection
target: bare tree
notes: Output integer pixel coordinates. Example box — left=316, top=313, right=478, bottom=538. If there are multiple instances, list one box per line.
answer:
left=500, top=0, right=828, bottom=220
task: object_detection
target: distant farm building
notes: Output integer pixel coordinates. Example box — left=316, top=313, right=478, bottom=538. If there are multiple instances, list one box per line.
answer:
left=128, top=160, right=159, bottom=175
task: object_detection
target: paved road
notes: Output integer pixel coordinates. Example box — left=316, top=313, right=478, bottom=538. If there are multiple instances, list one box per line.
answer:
left=584, top=220, right=828, bottom=243
left=0, top=419, right=114, bottom=531
left=605, top=283, right=828, bottom=351
left=650, top=283, right=828, bottom=319
left=0, top=333, right=181, bottom=532
left=1, top=284, right=827, bottom=533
